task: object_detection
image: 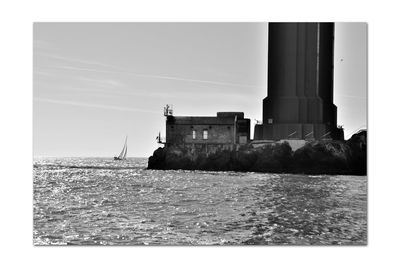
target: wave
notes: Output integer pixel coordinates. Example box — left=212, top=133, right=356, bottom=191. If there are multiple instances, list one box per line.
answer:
left=33, top=164, right=144, bottom=170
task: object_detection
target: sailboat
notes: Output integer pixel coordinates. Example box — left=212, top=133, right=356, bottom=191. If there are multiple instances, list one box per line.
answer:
left=114, top=136, right=128, bottom=160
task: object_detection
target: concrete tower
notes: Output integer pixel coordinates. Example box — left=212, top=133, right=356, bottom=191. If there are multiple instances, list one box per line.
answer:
left=254, top=23, right=344, bottom=140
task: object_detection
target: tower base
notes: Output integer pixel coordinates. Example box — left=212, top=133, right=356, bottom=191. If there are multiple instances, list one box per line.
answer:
left=254, top=123, right=344, bottom=141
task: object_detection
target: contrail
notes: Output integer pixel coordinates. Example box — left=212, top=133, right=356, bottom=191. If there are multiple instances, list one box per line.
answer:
left=38, top=51, right=264, bottom=89
left=46, top=65, right=263, bottom=89
left=34, top=97, right=159, bottom=114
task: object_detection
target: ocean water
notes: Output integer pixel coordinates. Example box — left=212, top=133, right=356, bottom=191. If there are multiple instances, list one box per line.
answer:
left=33, top=157, right=367, bottom=245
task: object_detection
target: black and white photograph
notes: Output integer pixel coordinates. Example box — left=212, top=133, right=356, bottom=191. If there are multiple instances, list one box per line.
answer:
left=33, top=22, right=367, bottom=246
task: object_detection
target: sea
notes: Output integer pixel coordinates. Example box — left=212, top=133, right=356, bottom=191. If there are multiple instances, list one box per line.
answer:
left=33, top=157, right=367, bottom=245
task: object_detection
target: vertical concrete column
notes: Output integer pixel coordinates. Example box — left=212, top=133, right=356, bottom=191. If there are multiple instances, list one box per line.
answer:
left=259, top=22, right=342, bottom=140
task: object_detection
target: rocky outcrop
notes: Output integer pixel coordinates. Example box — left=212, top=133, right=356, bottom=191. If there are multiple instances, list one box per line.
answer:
left=148, top=130, right=367, bottom=175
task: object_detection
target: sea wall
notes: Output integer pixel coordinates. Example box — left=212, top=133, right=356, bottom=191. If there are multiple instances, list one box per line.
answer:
left=148, top=130, right=367, bottom=175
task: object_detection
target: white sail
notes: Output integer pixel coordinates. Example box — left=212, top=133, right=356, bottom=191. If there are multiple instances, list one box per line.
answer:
left=122, top=143, right=127, bottom=159
left=117, top=137, right=127, bottom=159
left=117, top=144, right=125, bottom=158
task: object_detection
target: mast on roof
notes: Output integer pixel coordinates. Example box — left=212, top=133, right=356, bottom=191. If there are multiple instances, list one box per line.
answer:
left=164, top=104, right=173, bottom=117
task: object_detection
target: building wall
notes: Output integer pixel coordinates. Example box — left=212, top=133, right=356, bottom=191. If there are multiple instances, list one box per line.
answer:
left=166, top=123, right=235, bottom=145
left=165, top=113, right=251, bottom=150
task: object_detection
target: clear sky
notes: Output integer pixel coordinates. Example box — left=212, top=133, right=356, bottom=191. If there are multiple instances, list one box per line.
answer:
left=33, top=22, right=367, bottom=157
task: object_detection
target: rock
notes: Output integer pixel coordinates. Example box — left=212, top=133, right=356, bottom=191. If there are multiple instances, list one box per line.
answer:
left=345, top=130, right=367, bottom=175
left=292, top=140, right=351, bottom=175
left=147, top=130, right=367, bottom=175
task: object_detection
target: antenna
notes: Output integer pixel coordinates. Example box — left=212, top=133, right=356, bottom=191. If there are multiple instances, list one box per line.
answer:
left=163, top=104, right=173, bottom=117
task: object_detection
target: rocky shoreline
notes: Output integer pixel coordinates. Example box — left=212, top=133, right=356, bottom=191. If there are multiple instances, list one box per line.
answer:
left=148, top=131, right=366, bottom=175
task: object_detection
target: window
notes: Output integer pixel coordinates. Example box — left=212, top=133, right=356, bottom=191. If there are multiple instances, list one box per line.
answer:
left=192, top=130, right=196, bottom=139
left=203, top=130, right=208, bottom=140
left=268, top=118, right=273, bottom=124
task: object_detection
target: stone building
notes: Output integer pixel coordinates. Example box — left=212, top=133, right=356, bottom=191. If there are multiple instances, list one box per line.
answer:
left=164, top=111, right=250, bottom=152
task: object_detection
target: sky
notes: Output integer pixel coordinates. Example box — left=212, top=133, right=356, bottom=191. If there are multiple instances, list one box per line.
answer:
left=33, top=22, right=367, bottom=158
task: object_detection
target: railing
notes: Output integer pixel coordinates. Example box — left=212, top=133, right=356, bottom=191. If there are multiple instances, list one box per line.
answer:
left=287, top=131, right=297, bottom=138
left=321, top=131, right=331, bottom=139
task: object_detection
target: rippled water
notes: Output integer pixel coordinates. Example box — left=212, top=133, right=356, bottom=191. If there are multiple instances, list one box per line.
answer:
left=33, top=157, right=367, bottom=245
